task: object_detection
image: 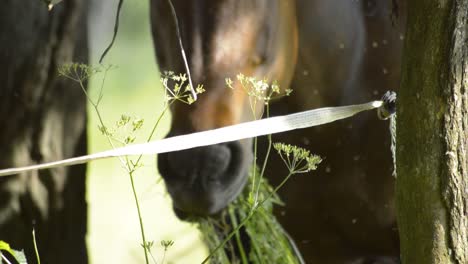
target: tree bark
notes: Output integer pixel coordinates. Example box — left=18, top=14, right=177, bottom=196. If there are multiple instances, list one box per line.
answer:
left=0, top=1, right=89, bottom=263
left=396, top=0, right=467, bottom=263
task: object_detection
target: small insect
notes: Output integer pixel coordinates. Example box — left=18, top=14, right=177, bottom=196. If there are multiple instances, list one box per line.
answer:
left=41, top=0, right=63, bottom=11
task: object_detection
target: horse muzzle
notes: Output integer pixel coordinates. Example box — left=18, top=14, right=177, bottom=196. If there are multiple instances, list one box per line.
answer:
left=157, top=138, right=252, bottom=219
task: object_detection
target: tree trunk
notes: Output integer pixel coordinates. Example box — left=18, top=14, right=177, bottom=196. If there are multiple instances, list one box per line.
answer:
left=396, top=0, right=467, bottom=263
left=0, top=1, right=89, bottom=263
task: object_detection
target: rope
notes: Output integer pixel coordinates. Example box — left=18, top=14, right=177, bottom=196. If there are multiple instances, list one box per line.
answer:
left=378, top=91, right=398, bottom=177
left=390, top=115, right=397, bottom=178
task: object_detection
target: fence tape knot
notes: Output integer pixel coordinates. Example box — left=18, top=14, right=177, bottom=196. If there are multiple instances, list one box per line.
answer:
left=378, top=91, right=397, bottom=120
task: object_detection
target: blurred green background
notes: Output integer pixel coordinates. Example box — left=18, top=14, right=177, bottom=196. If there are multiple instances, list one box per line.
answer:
left=86, top=1, right=206, bottom=263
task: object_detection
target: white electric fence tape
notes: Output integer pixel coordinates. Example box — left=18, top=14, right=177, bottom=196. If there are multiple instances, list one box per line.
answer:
left=0, top=100, right=383, bottom=177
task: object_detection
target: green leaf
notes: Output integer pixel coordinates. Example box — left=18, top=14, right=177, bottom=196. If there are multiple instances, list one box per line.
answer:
left=12, top=249, right=28, bottom=264
left=0, top=240, right=12, bottom=254
left=0, top=241, right=28, bottom=264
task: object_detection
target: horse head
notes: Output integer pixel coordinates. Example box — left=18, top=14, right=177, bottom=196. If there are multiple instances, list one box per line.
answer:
left=150, top=0, right=297, bottom=218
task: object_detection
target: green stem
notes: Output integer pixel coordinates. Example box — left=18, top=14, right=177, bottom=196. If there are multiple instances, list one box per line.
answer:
left=32, top=228, right=41, bottom=264
left=228, top=206, right=249, bottom=264
left=250, top=136, right=258, bottom=205
left=149, top=251, right=157, bottom=264
left=255, top=105, right=272, bottom=200
left=161, top=249, right=167, bottom=264
left=129, top=169, right=150, bottom=264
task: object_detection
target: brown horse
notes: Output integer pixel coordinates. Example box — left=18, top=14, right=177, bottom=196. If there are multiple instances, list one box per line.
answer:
left=150, top=0, right=406, bottom=263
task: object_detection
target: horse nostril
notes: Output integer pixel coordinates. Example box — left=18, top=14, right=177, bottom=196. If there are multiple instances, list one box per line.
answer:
left=201, top=144, right=232, bottom=181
